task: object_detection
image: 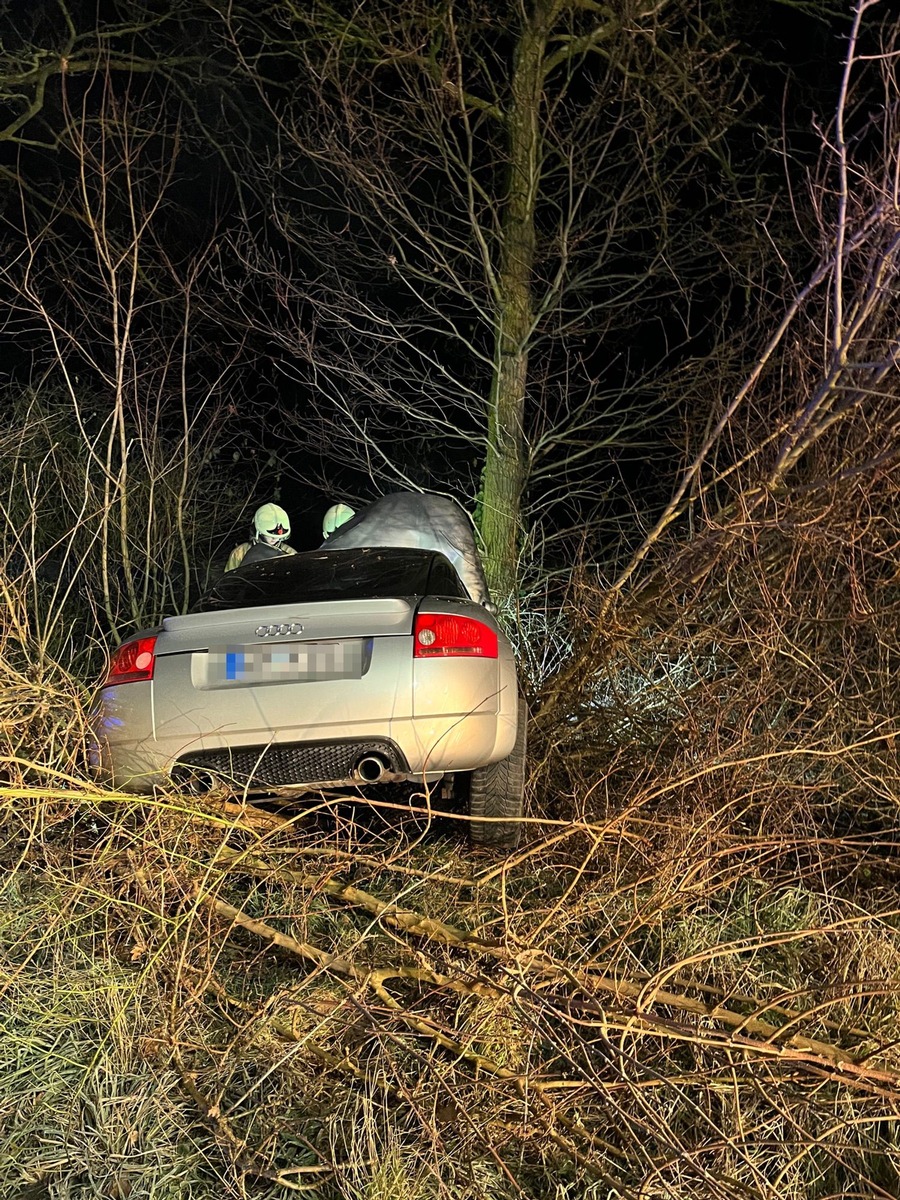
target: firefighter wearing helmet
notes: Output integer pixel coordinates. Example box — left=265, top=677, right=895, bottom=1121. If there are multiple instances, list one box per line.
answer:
left=321, top=502, right=356, bottom=539
left=224, top=502, right=297, bottom=572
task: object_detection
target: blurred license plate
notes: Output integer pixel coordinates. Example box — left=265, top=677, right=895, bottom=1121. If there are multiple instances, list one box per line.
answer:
left=208, top=639, right=368, bottom=686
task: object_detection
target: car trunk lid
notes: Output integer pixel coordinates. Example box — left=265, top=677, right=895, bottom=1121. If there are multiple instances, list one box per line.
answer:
left=156, top=597, right=415, bottom=653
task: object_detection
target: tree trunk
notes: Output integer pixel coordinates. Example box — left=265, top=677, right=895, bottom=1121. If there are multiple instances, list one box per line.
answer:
left=478, top=2, right=551, bottom=602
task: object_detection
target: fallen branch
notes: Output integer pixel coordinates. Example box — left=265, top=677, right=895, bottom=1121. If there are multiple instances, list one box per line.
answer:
left=206, top=849, right=894, bottom=1076
left=214, top=845, right=495, bottom=947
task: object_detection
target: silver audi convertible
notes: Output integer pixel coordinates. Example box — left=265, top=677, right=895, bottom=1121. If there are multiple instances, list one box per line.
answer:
left=92, top=547, right=525, bottom=847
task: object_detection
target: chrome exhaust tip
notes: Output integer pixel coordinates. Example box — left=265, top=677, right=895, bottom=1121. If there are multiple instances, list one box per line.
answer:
left=182, top=768, right=217, bottom=795
left=353, top=755, right=389, bottom=783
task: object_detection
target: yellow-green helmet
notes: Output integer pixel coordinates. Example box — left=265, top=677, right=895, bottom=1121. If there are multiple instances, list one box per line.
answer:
left=254, top=502, right=291, bottom=545
left=322, top=502, right=355, bottom=538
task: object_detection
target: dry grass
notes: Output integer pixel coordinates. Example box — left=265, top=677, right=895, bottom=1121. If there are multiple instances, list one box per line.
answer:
left=4, top=672, right=900, bottom=1198
left=5, top=457, right=900, bottom=1198
left=4, top=769, right=900, bottom=1199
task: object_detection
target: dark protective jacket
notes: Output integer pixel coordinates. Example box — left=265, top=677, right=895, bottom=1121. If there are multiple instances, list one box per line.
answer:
left=224, top=540, right=297, bottom=572
left=320, top=491, right=491, bottom=605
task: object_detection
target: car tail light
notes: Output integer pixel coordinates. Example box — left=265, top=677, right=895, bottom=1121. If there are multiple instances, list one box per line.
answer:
left=414, top=613, right=498, bottom=658
left=104, top=635, right=157, bottom=685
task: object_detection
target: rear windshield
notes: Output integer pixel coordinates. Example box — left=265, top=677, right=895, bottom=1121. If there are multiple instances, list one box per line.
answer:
left=195, top=547, right=468, bottom=612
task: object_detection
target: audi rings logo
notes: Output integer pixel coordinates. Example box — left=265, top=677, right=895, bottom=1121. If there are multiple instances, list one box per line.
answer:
left=255, top=622, right=304, bottom=637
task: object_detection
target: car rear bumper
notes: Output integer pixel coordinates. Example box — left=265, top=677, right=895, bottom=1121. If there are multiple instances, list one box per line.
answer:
left=94, top=706, right=517, bottom=794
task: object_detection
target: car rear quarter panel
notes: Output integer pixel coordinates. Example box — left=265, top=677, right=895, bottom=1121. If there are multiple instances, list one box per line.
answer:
left=409, top=601, right=518, bottom=769
left=92, top=679, right=165, bottom=792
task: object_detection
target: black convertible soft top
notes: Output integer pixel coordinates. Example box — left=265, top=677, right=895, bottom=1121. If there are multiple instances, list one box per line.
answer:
left=195, top=546, right=468, bottom=613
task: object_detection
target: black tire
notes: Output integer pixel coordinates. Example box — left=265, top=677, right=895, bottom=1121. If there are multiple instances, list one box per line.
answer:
left=468, top=699, right=527, bottom=850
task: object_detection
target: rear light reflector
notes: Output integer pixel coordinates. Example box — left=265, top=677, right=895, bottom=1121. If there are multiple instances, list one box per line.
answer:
left=105, top=635, right=157, bottom=685
left=413, top=613, right=498, bottom=658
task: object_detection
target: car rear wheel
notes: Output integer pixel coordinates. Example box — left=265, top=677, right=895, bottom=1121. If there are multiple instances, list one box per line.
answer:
left=468, top=699, right=526, bottom=850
